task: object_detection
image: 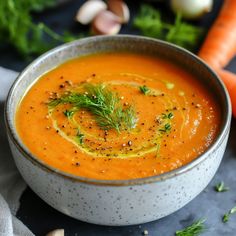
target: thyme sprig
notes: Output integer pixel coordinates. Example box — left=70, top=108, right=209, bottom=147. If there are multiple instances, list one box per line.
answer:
left=49, top=83, right=137, bottom=133
left=175, top=219, right=206, bottom=236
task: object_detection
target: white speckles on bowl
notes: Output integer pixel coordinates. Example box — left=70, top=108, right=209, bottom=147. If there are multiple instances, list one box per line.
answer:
left=5, top=35, right=231, bottom=225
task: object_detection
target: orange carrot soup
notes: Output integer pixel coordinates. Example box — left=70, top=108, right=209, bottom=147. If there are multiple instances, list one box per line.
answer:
left=16, top=53, right=221, bottom=180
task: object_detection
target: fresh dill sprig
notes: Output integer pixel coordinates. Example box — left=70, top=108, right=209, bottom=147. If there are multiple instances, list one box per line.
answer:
left=0, top=0, right=77, bottom=57
left=222, top=206, right=236, bottom=223
left=49, top=83, right=137, bottom=133
left=175, top=219, right=206, bottom=236
left=133, top=4, right=204, bottom=51
left=139, top=85, right=150, bottom=95
left=122, top=105, right=137, bottom=129
left=214, top=181, right=229, bottom=192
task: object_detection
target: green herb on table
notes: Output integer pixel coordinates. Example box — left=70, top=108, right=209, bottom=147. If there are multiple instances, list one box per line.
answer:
left=214, top=181, right=229, bottom=192
left=222, top=205, right=236, bottom=223
left=175, top=219, right=206, bottom=236
left=133, top=4, right=204, bottom=51
left=49, top=83, right=137, bottom=133
left=0, top=0, right=77, bottom=57
left=139, top=85, right=150, bottom=95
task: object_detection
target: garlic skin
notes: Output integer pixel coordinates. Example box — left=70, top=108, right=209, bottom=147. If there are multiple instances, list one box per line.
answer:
left=76, top=0, right=107, bottom=25
left=46, top=229, right=64, bottom=236
left=108, top=0, right=130, bottom=24
left=170, top=0, right=213, bottom=20
left=92, top=10, right=121, bottom=35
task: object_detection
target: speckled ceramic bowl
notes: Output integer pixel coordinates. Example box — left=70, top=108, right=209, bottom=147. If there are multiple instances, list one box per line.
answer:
left=5, top=35, right=231, bottom=226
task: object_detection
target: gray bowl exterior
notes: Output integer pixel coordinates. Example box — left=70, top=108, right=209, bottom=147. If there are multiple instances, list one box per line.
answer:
left=5, top=36, right=231, bottom=225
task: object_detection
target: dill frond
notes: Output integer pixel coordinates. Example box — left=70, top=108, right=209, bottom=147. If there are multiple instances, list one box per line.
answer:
left=175, top=219, right=206, bottom=236
left=48, top=83, right=137, bottom=133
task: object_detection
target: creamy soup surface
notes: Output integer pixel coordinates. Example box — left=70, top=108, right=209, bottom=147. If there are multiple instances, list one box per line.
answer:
left=16, top=53, right=221, bottom=180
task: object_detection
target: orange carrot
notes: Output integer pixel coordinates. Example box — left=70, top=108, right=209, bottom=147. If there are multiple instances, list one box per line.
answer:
left=216, top=69, right=236, bottom=117
left=198, top=0, right=236, bottom=69
left=198, top=0, right=236, bottom=118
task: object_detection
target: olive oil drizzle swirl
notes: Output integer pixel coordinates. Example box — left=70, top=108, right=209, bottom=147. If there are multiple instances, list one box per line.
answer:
left=48, top=74, right=180, bottom=159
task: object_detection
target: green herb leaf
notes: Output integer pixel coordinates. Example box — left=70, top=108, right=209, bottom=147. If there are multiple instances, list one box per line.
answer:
left=158, top=112, right=174, bottom=133
left=76, top=132, right=84, bottom=145
left=162, top=112, right=174, bottom=119
left=133, top=4, right=164, bottom=39
left=166, top=12, right=203, bottom=51
left=223, top=214, right=229, bottom=223
left=168, top=112, right=174, bottom=119
left=222, top=206, right=236, bottom=223
left=159, top=123, right=171, bottom=132
left=139, top=85, right=150, bottom=95
left=49, top=83, right=137, bottom=133
left=133, top=4, right=204, bottom=51
left=214, top=182, right=229, bottom=192
left=63, top=110, right=74, bottom=118
left=175, top=219, right=206, bottom=236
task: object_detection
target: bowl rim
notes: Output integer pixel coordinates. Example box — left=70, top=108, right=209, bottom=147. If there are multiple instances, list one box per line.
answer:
left=4, top=35, right=232, bottom=186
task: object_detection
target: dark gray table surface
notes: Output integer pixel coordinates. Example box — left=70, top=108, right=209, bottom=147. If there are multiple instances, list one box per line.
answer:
left=1, top=0, right=236, bottom=235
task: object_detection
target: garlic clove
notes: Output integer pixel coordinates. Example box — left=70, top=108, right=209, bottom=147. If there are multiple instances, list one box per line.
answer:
left=92, top=10, right=121, bottom=35
left=107, top=0, right=130, bottom=24
left=170, top=0, right=213, bottom=20
left=46, top=229, right=64, bottom=236
left=76, top=0, right=107, bottom=25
